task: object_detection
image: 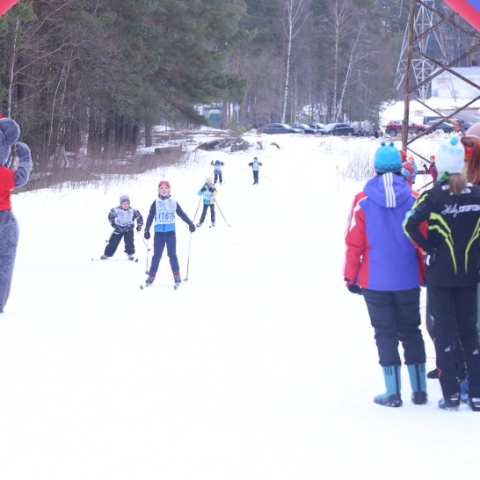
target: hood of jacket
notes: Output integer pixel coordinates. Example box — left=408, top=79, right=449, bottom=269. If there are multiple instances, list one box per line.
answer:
left=363, top=172, right=412, bottom=208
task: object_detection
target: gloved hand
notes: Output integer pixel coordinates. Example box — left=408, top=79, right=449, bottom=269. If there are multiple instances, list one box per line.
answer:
left=345, top=278, right=362, bottom=295
left=208, top=186, right=215, bottom=192
left=15, top=142, right=31, bottom=159
left=111, top=224, right=116, bottom=229
left=144, top=230, right=151, bottom=240
left=136, top=225, right=142, bottom=232
left=189, top=224, right=196, bottom=232
left=201, top=186, right=206, bottom=192
left=425, top=247, right=438, bottom=266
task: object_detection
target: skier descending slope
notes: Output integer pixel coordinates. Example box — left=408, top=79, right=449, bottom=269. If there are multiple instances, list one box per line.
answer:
left=344, top=142, right=427, bottom=408
left=143, top=180, right=195, bottom=288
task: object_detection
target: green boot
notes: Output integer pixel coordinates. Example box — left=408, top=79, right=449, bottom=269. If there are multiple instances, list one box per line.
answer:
left=374, top=366, right=402, bottom=407
left=407, top=363, right=428, bottom=405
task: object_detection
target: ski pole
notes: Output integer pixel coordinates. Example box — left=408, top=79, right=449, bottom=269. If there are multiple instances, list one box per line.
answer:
left=184, top=232, right=193, bottom=282
left=215, top=200, right=230, bottom=227
left=192, top=197, right=201, bottom=222
left=137, top=229, right=151, bottom=274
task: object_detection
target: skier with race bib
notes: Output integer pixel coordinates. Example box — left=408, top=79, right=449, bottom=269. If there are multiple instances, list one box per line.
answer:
left=101, top=194, right=143, bottom=261
left=196, top=177, right=217, bottom=227
left=143, top=180, right=195, bottom=286
left=211, top=160, right=225, bottom=185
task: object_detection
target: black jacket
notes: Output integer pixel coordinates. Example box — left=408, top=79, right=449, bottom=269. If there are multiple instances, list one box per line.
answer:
left=404, top=181, right=480, bottom=287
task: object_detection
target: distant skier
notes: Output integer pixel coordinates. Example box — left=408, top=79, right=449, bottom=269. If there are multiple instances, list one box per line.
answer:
left=0, top=118, right=32, bottom=314
left=196, top=177, right=217, bottom=227
left=143, top=180, right=195, bottom=286
left=101, top=194, right=143, bottom=260
left=249, top=157, right=263, bottom=185
left=211, top=160, right=225, bottom=185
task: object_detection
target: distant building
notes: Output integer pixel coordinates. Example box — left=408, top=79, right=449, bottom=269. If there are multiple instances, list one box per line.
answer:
left=201, top=106, right=222, bottom=129
left=431, top=67, right=480, bottom=99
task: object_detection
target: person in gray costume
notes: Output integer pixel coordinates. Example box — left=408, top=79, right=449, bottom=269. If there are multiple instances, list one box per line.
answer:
left=0, top=118, right=32, bottom=313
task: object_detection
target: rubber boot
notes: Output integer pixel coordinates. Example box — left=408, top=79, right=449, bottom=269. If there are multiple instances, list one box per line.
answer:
left=374, top=365, right=403, bottom=407
left=407, top=363, right=428, bottom=405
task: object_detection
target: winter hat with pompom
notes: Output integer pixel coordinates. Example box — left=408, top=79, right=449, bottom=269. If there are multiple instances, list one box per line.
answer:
left=374, top=142, right=402, bottom=173
left=119, top=194, right=130, bottom=204
left=436, top=137, right=465, bottom=174
left=0, top=118, right=20, bottom=166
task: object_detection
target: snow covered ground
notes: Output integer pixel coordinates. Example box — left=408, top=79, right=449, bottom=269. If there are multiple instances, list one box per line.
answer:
left=2, top=107, right=480, bottom=479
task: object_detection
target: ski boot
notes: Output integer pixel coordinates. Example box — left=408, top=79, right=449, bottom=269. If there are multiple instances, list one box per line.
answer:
left=196, top=221, right=204, bottom=227
left=438, top=393, right=460, bottom=411
left=173, top=270, right=181, bottom=285
left=146, top=272, right=156, bottom=285
left=101, top=254, right=108, bottom=260
left=128, top=254, right=135, bottom=261
left=374, top=365, right=403, bottom=407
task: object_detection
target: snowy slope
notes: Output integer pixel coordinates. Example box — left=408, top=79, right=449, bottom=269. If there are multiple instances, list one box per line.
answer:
left=1, top=127, right=480, bottom=480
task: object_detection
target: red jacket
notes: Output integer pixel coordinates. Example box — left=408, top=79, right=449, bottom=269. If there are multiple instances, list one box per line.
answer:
left=0, top=166, right=15, bottom=210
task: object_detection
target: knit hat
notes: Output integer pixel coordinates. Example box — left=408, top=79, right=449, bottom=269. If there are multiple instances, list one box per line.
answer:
left=0, top=118, right=20, bottom=166
left=436, top=137, right=465, bottom=174
left=374, top=142, right=402, bottom=173
left=466, top=122, right=480, bottom=139
left=205, top=176, right=212, bottom=183
left=119, top=194, right=130, bottom=204
left=158, top=180, right=170, bottom=188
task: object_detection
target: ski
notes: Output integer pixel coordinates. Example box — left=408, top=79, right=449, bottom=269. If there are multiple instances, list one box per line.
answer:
left=140, top=283, right=151, bottom=290
left=92, top=257, right=138, bottom=262
left=209, top=225, right=216, bottom=228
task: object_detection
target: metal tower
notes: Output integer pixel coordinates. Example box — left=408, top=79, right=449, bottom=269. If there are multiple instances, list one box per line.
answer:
left=396, top=0, right=448, bottom=100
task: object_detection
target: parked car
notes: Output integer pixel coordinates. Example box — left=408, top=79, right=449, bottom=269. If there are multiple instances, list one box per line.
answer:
left=385, top=120, right=428, bottom=137
left=318, top=123, right=354, bottom=136
left=424, top=120, right=456, bottom=133
left=261, top=123, right=304, bottom=134
left=307, top=122, right=324, bottom=130
left=289, top=123, right=318, bottom=134
left=423, top=115, right=472, bottom=130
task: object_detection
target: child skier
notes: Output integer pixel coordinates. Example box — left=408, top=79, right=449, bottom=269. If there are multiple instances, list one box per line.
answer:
left=143, top=180, right=195, bottom=286
left=101, top=195, right=143, bottom=260
left=211, top=160, right=225, bottom=185
left=196, top=177, right=217, bottom=227
left=249, top=157, right=262, bottom=185
left=0, top=118, right=32, bottom=314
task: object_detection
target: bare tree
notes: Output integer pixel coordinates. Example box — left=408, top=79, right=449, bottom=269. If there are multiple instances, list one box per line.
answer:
left=280, top=0, right=308, bottom=123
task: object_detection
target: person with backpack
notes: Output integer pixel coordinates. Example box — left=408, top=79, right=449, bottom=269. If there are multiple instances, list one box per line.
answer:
left=143, top=180, right=195, bottom=287
left=404, top=137, right=480, bottom=411
left=249, top=157, right=263, bottom=185
left=100, top=195, right=143, bottom=261
left=344, top=142, right=427, bottom=408
left=211, top=160, right=225, bottom=185
left=196, top=177, right=217, bottom=227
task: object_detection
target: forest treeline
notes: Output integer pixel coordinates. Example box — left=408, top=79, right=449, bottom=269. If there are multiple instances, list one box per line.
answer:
left=0, top=0, right=465, bottom=169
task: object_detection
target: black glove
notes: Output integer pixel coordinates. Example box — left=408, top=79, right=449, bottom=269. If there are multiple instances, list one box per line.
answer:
left=426, top=247, right=438, bottom=267
left=136, top=225, right=142, bottom=232
left=345, top=278, right=362, bottom=295
left=201, top=187, right=206, bottom=192
left=189, top=224, right=196, bottom=232
left=144, top=230, right=151, bottom=240
left=208, top=186, right=215, bottom=192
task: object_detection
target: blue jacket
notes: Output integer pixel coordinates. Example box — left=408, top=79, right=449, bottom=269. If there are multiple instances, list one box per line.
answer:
left=344, top=172, right=424, bottom=291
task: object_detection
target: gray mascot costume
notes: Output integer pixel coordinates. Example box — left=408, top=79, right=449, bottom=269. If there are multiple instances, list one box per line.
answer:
left=0, top=118, right=32, bottom=313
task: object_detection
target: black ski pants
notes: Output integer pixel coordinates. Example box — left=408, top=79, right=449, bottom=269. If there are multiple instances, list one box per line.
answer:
left=104, top=228, right=134, bottom=257
left=200, top=204, right=215, bottom=223
left=362, top=288, right=426, bottom=367
left=428, top=284, right=480, bottom=396
left=149, top=230, right=179, bottom=274
left=253, top=170, right=259, bottom=184
left=425, top=293, right=466, bottom=380
left=214, top=172, right=223, bottom=184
